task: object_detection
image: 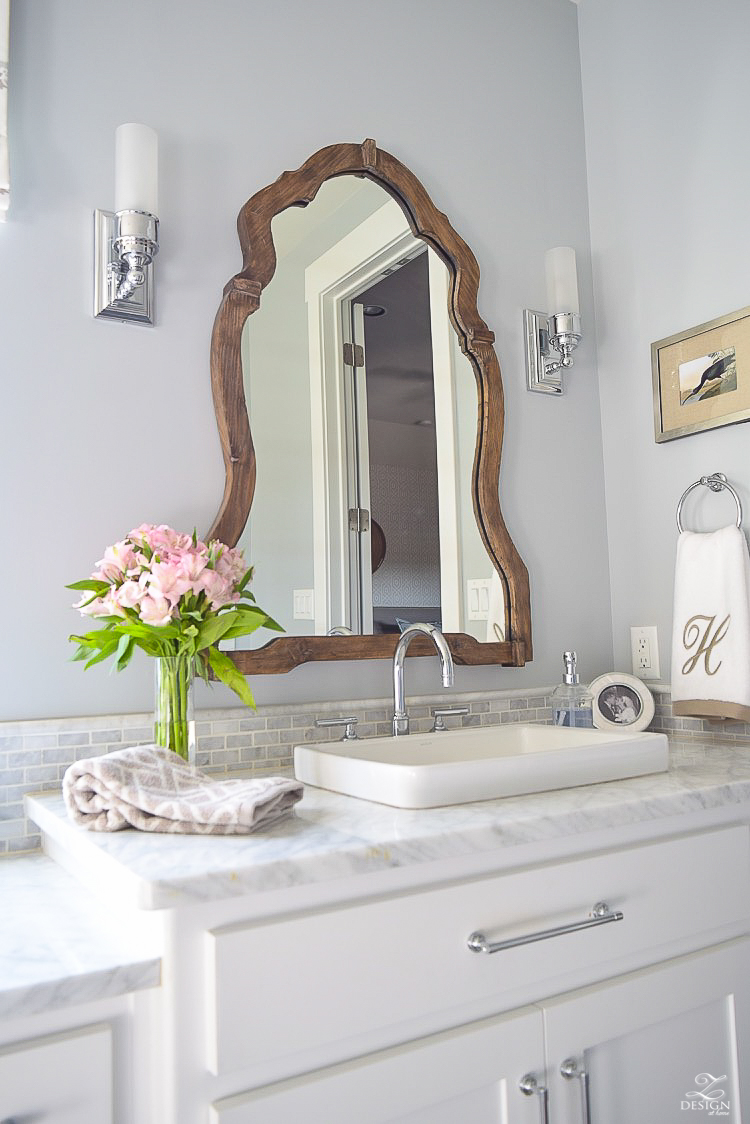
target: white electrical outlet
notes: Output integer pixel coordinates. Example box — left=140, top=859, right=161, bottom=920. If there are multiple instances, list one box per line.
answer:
left=630, top=625, right=660, bottom=680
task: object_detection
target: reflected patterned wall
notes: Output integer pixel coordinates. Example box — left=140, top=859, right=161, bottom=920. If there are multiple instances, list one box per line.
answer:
left=371, top=462, right=441, bottom=609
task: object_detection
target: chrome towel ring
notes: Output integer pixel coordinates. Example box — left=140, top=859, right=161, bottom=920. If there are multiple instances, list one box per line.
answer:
left=676, top=473, right=743, bottom=533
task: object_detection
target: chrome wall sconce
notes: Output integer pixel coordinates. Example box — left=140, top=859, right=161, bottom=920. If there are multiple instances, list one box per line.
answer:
left=524, top=247, right=581, bottom=394
left=94, top=123, right=159, bottom=325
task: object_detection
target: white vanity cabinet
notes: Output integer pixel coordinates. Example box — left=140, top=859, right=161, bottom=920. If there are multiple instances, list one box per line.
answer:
left=188, top=824, right=750, bottom=1124
left=209, top=938, right=749, bottom=1124
left=210, top=1006, right=546, bottom=1124
left=23, top=778, right=750, bottom=1124
left=544, top=938, right=749, bottom=1123
left=0, top=1022, right=113, bottom=1124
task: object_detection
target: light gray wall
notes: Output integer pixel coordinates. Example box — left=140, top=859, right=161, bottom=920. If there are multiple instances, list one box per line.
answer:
left=0, top=0, right=611, bottom=719
left=578, top=0, right=750, bottom=679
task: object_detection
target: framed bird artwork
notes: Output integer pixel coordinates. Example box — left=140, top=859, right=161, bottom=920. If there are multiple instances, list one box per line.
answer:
left=652, top=304, right=750, bottom=441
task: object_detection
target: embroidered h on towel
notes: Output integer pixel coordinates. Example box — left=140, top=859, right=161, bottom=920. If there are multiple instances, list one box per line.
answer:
left=671, top=524, right=750, bottom=721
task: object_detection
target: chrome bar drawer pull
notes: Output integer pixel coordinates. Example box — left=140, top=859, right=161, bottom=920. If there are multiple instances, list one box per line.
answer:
left=561, top=1056, right=592, bottom=1124
left=519, top=1073, right=550, bottom=1124
left=467, top=901, right=623, bottom=954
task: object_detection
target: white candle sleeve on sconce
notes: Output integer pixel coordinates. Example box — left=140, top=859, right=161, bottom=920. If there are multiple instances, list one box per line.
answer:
left=115, top=123, right=158, bottom=216
left=545, top=246, right=579, bottom=316
left=0, top=0, right=9, bottom=221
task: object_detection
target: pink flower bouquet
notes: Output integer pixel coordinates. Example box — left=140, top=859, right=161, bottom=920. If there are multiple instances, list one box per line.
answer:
left=68, top=525, right=282, bottom=737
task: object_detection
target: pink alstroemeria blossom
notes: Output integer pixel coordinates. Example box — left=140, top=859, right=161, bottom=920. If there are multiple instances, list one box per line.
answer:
left=138, top=593, right=173, bottom=627
left=178, top=549, right=208, bottom=586
left=73, top=592, right=109, bottom=617
left=114, top=580, right=144, bottom=611
left=199, top=568, right=236, bottom=609
left=148, top=561, right=193, bottom=607
left=101, top=592, right=126, bottom=619
left=95, top=539, right=138, bottom=583
left=214, top=546, right=246, bottom=584
left=131, top=524, right=193, bottom=558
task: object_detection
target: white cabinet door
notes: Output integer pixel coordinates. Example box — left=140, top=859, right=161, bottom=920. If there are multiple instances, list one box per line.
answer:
left=211, top=1006, right=546, bottom=1124
left=0, top=1023, right=112, bottom=1124
left=543, top=938, right=750, bottom=1124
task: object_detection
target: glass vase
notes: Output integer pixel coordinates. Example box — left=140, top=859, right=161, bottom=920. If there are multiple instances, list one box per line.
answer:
left=154, top=655, right=196, bottom=764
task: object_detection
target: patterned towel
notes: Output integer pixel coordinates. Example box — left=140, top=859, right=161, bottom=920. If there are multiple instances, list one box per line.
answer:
left=63, top=745, right=303, bottom=834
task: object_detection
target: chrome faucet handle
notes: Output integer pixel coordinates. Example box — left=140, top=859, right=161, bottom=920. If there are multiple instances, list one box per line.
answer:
left=315, top=716, right=359, bottom=741
left=430, top=706, right=469, bottom=731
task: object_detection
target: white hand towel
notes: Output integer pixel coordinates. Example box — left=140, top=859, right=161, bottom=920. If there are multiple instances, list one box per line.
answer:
left=63, top=745, right=303, bottom=834
left=671, top=524, right=750, bottom=721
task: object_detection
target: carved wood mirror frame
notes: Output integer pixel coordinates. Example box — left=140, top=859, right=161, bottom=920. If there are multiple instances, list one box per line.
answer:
left=208, top=139, right=531, bottom=674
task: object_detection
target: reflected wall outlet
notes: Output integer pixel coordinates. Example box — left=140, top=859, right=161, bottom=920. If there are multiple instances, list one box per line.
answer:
left=467, top=579, right=492, bottom=621
left=293, top=589, right=314, bottom=620
left=630, top=625, right=660, bottom=680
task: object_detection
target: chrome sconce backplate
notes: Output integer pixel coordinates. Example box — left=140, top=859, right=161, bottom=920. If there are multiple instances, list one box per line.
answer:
left=94, top=208, right=157, bottom=325
left=524, top=309, right=582, bottom=395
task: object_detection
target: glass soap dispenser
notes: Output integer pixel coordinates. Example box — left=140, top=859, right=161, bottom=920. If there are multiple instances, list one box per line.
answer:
left=551, top=651, right=594, bottom=727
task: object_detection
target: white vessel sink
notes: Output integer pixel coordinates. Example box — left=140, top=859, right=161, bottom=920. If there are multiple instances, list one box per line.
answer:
left=294, top=723, right=669, bottom=808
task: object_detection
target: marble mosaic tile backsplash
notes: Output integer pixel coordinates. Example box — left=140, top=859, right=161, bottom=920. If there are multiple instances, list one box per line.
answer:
left=2, top=682, right=748, bottom=855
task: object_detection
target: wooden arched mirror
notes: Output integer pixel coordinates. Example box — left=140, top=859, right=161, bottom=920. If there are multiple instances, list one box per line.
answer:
left=208, top=139, right=531, bottom=673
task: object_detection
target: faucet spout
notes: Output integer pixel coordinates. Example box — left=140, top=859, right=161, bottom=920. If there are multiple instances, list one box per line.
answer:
left=392, top=623, right=454, bottom=736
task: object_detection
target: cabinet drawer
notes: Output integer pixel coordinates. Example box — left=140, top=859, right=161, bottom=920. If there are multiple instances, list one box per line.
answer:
left=0, top=1023, right=112, bottom=1124
left=206, top=826, right=750, bottom=1076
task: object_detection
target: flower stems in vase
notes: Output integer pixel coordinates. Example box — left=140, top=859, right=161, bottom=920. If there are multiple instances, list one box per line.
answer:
left=154, top=654, right=195, bottom=763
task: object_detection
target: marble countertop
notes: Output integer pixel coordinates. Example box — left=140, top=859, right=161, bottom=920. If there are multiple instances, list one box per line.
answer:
left=0, top=852, right=161, bottom=1020
left=24, top=739, right=750, bottom=912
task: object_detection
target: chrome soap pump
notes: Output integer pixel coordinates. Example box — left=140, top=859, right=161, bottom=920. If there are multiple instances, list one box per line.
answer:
left=551, top=651, right=594, bottom=728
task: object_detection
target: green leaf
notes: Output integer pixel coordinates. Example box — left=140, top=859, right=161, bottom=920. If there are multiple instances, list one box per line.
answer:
left=83, top=638, right=120, bottom=670
left=69, top=629, right=117, bottom=650
left=131, top=636, right=165, bottom=658
left=195, top=613, right=239, bottom=651
left=236, top=566, right=254, bottom=594
left=195, top=652, right=212, bottom=685
left=115, top=634, right=135, bottom=672
left=217, top=607, right=284, bottom=641
left=206, top=647, right=256, bottom=708
left=66, top=579, right=110, bottom=594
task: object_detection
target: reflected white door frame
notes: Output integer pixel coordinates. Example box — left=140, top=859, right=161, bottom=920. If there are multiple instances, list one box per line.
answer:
left=305, top=200, right=463, bottom=635
left=342, top=300, right=373, bottom=635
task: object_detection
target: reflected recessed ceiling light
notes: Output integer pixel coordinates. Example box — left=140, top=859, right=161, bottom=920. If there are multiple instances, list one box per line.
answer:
left=414, top=418, right=434, bottom=427
left=363, top=304, right=386, bottom=317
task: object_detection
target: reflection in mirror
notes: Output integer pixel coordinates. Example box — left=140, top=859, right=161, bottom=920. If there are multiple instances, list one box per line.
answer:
left=237, top=177, right=503, bottom=649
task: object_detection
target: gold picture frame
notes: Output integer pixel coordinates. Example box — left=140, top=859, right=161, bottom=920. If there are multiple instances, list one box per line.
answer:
left=652, top=304, right=750, bottom=442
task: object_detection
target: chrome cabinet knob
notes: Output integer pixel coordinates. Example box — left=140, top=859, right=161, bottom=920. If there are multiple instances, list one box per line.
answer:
left=519, top=1073, right=550, bottom=1123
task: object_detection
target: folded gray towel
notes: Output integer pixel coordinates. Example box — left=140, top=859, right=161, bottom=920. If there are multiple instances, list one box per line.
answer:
left=63, top=745, right=303, bottom=834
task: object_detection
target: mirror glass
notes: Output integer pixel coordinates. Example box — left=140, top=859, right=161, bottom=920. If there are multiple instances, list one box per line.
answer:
left=235, top=176, right=504, bottom=649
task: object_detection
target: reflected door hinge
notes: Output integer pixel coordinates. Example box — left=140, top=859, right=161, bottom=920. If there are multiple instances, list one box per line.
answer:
left=348, top=507, right=370, bottom=533
left=343, top=342, right=365, bottom=368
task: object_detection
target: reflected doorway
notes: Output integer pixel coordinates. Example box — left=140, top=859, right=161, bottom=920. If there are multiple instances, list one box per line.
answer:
left=346, top=253, right=442, bottom=636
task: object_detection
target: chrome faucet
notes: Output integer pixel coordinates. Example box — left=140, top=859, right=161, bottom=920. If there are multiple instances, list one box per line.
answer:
left=392, top=623, right=454, bottom=736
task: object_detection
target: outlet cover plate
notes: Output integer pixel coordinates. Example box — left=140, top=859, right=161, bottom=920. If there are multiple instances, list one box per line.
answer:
left=630, top=625, right=660, bottom=680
